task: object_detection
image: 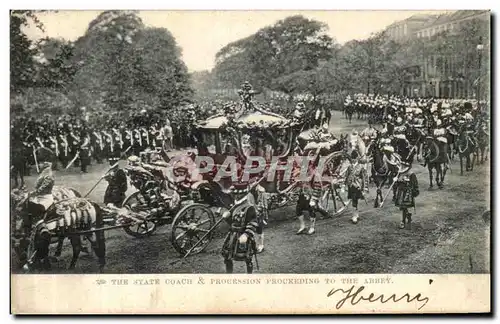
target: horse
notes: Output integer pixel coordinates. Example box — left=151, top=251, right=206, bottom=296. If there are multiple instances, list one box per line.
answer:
left=391, top=135, right=416, bottom=167
left=475, top=125, right=489, bottom=165
left=11, top=186, right=88, bottom=267
left=406, top=125, right=426, bottom=162
left=369, top=135, right=401, bottom=208
left=19, top=197, right=106, bottom=272
left=457, top=126, right=477, bottom=175
left=422, top=136, right=448, bottom=189
left=445, top=125, right=459, bottom=160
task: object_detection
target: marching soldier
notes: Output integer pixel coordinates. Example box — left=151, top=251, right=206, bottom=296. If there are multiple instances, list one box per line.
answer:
left=344, top=150, right=367, bottom=224
left=79, top=128, right=91, bottom=173
left=48, top=134, right=60, bottom=170
left=132, top=128, right=143, bottom=156
left=68, top=125, right=81, bottom=168
left=161, top=119, right=173, bottom=152
left=112, top=128, right=124, bottom=158
left=92, top=128, right=104, bottom=164
left=103, top=130, right=114, bottom=160
left=122, top=127, right=133, bottom=157
left=58, top=132, right=70, bottom=168
left=149, top=123, right=160, bottom=149
left=393, top=171, right=420, bottom=229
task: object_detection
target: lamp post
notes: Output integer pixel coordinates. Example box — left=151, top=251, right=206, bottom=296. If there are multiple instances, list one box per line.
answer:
left=476, top=39, right=484, bottom=109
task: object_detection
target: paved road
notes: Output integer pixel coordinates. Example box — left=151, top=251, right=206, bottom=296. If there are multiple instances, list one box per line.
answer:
left=11, top=111, right=490, bottom=274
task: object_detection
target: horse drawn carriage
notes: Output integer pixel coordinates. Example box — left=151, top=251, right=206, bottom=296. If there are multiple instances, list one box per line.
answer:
left=169, top=83, right=354, bottom=258
left=10, top=83, right=357, bottom=272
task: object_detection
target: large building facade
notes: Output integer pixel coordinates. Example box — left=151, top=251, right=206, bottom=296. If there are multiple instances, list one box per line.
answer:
left=388, top=10, right=490, bottom=99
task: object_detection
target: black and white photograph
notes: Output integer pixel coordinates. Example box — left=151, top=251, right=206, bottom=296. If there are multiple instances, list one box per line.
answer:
left=9, top=9, right=490, bottom=282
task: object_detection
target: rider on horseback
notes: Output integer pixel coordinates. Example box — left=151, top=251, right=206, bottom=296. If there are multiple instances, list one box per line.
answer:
left=21, top=157, right=55, bottom=236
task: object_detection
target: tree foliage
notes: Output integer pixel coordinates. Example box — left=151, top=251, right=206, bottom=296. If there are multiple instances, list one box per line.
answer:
left=10, top=10, right=45, bottom=92
left=11, top=10, right=194, bottom=115
left=208, top=14, right=490, bottom=100
left=213, top=15, right=336, bottom=93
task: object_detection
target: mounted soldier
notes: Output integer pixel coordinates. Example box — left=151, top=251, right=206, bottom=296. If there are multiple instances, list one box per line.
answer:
left=20, top=154, right=55, bottom=236
left=392, top=117, right=413, bottom=166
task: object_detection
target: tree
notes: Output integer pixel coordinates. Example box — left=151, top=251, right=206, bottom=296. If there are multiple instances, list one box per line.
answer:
left=10, top=10, right=45, bottom=92
left=213, top=15, right=336, bottom=92
left=68, top=10, right=193, bottom=111
left=35, top=38, right=79, bottom=89
left=133, top=27, right=193, bottom=110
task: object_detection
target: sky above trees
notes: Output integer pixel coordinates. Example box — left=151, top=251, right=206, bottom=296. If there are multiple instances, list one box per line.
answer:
left=23, top=10, right=451, bottom=72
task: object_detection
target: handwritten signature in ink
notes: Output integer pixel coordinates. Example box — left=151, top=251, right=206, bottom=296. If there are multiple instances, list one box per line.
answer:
left=327, top=285, right=430, bottom=310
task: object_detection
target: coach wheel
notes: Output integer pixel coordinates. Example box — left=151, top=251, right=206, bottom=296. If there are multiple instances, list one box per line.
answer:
left=171, top=203, right=216, bottom=256
left=321, top=182, right=351, bottom=217
left=122, top=191, right=157, bottom=238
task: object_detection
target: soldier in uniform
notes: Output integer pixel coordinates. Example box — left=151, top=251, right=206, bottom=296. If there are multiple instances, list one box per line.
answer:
left=103, top=129, right=114, bottom=161
left=132, top=128, right=143, bottom=156
left=68, top=124, right=81, bottom=168
left=79, top=128, right=91, bottom=173
left=91, top=128, right=104, bottom=164
left=103, top=157, right=128, bottom=207
left=393, top=171, right=420, bottom=229
left=140, top=126, right=150, bottom=152
left=161, top=119, right=174, bottom=152
left=220, top=191, right=260, bottom=274
left=122, top=126, right=134, bottom=157
left=344, top=150, right=367, bottom=224
left=22, top=156, right=55, bottom=236
left=58, top=128, right=70, bottom=168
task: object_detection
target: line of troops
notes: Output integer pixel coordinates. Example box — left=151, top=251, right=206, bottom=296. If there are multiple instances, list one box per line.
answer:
left=11, top=105, right=205, bottom=173
left=12, top=119, right=172, bottom=174
left=346, top=94, right=488, bottom=137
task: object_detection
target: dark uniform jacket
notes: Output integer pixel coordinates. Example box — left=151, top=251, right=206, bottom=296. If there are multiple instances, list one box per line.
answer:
left=103, top=168, right=128, bottom=206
